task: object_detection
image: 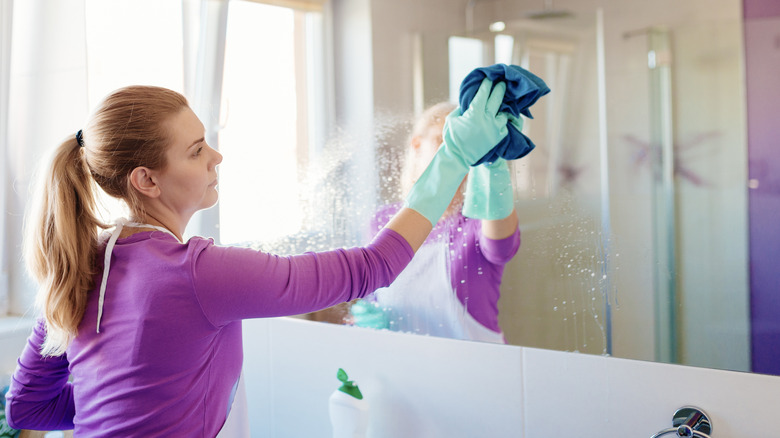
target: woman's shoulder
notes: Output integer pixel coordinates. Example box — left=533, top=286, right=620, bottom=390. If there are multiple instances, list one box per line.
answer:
left=108, top=231, right=216, bottom=259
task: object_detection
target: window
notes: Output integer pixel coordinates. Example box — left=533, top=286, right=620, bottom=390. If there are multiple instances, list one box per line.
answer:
left=85, top=0, right=185, bottom=107
left=214, top=0, right=331, bottom=249
left=86, top=0, right=329, bottom=246
left=84, top=0, right=185, bottom=222
left=218, top=2, right=307, bottom=245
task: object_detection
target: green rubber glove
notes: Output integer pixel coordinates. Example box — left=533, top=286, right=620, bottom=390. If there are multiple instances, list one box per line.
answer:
left=404, top=78, right=509, bottom=226
left=350, top=299, right=389, bottom=330
left=462, top=114, right=521, bottom=220
left=462, top=158, right=514, bottom=220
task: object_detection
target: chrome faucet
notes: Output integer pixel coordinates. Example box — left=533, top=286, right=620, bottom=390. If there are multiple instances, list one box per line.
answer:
left=651, top=406, right=712, bottom=438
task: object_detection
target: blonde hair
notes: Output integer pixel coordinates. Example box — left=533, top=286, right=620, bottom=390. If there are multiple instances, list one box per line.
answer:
left=24, top=85, right=189, bottom=356
left=400, top=102, right=457, bottom=196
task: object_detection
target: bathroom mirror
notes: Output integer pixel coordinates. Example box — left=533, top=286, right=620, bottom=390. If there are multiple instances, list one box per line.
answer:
left=256, top=0, right=771, bottom=377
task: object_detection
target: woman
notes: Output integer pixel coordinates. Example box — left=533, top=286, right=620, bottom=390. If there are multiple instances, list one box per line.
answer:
left=351, top=102, right=521, bottom=343
left=5, top=79, right=508, bottom=436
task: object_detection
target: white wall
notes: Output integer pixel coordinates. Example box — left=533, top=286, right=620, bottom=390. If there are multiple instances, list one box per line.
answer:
left=2, top=316, right=778, bottom=436
left=242, top=317, right=780, bottom=438
left=0, top=318, right=35, bottom=388
left=242, top=317, right=523, bottom=437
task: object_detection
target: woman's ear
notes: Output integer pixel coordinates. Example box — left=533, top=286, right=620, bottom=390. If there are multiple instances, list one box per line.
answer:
left=410, top=136, right=422, bottom=152
left=129, top=167, right=161, bottom=199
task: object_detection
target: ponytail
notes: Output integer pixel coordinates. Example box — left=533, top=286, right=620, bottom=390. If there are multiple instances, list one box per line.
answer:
left=23, top=85, right=188, bottom=356
left=24, top=134, right=106, bottom=356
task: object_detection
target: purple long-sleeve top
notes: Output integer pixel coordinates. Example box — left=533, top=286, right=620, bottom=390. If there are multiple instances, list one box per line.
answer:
left=369, top=203, right=521, bottom=333
left=6, top=228, right=413, bottom=437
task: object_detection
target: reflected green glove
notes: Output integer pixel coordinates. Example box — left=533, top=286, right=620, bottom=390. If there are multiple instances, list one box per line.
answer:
left=463, top=114, right=523, bottom=220
left=404, top=78, right=509, bottom=226
left=462, top=158, right=514, bottom=220
left=350, top=299, right=388, bottom=330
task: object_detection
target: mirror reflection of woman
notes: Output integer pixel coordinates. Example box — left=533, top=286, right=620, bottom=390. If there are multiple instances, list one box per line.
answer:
left=5, top=80, right=509, bottom=436
left=351, top=102, right=521, bottom=343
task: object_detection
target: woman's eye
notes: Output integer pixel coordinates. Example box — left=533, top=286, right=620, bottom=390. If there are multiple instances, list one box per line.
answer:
left=195, top=146, right=204, bottom=156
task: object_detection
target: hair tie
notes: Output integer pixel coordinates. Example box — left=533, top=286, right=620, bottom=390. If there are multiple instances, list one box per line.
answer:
left=76, top=130, right=84, bottom=147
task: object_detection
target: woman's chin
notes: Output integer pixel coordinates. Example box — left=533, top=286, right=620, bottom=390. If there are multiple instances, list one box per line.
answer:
left=201, top=192, right=220, bottom=210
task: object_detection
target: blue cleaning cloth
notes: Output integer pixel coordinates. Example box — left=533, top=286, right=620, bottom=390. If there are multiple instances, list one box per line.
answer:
left=458, top=63, right=550, bottom=165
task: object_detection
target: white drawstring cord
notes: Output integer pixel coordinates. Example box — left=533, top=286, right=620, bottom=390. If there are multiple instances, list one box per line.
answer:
left=96, top=218, right=182, bottom=333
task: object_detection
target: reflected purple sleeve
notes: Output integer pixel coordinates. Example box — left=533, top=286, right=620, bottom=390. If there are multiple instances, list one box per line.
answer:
left=453, top=224, right=520, bottom=333
left=478, top=227, right=521, bottom=266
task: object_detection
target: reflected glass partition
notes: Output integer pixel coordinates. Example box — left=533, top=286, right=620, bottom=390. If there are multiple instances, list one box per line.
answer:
left=451, top=11, right=613, bottom=356
left=443, top=3, right=750, bottom=372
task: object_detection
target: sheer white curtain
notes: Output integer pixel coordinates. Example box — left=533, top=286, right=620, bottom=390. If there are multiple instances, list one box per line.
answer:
left=5, top=0, right=90, bottom=316
left=0, top=1, right=13, bottom=315
left=182, top=0, right=229, bottom=242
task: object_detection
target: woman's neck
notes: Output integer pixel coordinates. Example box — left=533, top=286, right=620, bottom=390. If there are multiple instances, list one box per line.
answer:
left=120, top=215, right=182, bottom=241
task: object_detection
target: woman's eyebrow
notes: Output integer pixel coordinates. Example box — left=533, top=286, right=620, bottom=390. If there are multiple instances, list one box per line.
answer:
left=188, top=137, right=205, bottom=149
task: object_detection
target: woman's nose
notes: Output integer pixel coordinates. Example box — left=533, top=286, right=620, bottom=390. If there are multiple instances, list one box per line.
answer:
left=212, top=147, right=224, bottom=166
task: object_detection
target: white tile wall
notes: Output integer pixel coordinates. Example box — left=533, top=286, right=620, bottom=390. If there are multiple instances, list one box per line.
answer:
left=4, top=316, right=778, bottom=437
left=243, top=317, right=780, bottom=438
left=523, top=347, right=780, bottom=437
left=242, top=317, right=524, bottom=437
